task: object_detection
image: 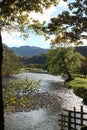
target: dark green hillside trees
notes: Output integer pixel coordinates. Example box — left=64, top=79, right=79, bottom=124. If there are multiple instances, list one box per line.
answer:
left=2, top=46, right=22, bottom=79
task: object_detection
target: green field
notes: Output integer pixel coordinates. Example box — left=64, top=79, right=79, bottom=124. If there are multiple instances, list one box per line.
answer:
left=66, top=76, right=87, bottom=104
left=66, top=77, right=87, bottom=89
left=16, top=67, right=47, bottom=74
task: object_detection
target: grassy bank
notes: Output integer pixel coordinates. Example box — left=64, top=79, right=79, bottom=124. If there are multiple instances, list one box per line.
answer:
left=66, top=77, right=87, bottom=89
left=15, top=67, right=47, bottom=74
left=66, top=77, right=87, bottom=104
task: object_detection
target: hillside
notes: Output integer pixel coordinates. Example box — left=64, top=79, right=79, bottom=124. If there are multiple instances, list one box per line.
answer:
left=10, top=46, right=48, bottom=57
left=75, top=46, right=87, bottom=56
left=10, top=45, right=87, bottom=57
left=19, top=54, right=47, bottom=68
left=10, top=45, right=87, bottom=68
left=2, top=44, right=22, bottom=78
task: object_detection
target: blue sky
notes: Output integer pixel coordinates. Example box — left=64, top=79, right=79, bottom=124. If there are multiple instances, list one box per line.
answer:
left=2, top=0, right=87, bottom=48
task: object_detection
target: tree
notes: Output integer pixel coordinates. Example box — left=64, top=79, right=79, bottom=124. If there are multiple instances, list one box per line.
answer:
left=2, top=45, right=22, bottom=79
left=42, top=0, right=86, bottom=81
left=3, top=78, right=40, bottom=112
left=0, top=29, right=4, bottom=130
left=80, top=58, right=87, bottom=78
left=47, top=46, right=84, bottom=81
left=44, top=0, right=87, bottom=44
left=0, top=0, right=60, bottom=129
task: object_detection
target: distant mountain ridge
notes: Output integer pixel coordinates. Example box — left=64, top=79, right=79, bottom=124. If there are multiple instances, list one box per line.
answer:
left=10, top=46, right=48, bottom=57
left=75, top=46, right=87, bottom=56
left=10, top=45, right=87, bottom=57
left=3, top=45, right=87, bottom=68
left=18, top=46, right=87, bottom=68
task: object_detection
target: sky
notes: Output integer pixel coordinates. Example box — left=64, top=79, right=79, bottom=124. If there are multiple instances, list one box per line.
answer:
left=2, top=0, right=87, bottom=49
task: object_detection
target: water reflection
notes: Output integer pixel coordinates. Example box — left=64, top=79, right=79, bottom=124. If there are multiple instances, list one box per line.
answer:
left=5, top=107, right=62, bottom=130
left=13, top=72, right=64, bottom=82
left=4, top=72, right=87, bottom=130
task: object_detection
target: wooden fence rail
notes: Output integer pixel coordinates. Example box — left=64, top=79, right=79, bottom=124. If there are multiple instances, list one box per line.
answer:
left=58, top=106, right=87, bottom=130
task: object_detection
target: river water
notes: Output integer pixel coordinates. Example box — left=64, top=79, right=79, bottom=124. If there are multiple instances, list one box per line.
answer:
left=4, top=72, right=87, bottom=130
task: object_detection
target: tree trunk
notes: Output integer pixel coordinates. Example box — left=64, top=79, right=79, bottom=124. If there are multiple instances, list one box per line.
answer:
left=66, top=71, right=73, bottom=82
left=84, top=73, right=86, bottom=78
left=62, top=55, right=73, bottom=82
left=0, top=30, right=4, bottom=130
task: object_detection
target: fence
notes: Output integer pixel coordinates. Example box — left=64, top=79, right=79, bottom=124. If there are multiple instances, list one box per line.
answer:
left=59, top=106, right=87, bottom=130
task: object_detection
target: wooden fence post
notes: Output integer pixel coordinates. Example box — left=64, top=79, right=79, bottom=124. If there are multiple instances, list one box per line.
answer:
left=81, top=106, right=83, bottom=127
left=68, top=111, right=71, bottom=130
left=60, top=113, right=66, bottom=130
left=74, top=107, right=76, bottom=129
left=59, top=105, right=87, bottom=130
left=81, top=126, right=87, bottom=130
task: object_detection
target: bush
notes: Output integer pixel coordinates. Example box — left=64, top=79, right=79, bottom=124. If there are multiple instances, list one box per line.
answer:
left=3, top=77, right=40, bottom=112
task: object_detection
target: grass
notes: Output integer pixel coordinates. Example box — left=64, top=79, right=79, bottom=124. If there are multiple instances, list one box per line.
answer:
left=66, top=76, right=87, bottom=102
left=16, top=67, right=47, bottom=74
left=66, top=77, right=87, bottom=89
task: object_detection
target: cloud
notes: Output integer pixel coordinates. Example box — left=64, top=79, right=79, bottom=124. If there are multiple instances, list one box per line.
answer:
left=58, top=0, right=68, bottom=8
left=29, top=1, right=68, bottom=23
left=80, top=32, right=87, bottom=46
left=1, top=1, right=71, bottom=48
left=2, top=31, right=25, bottom=47
left=29, top=6, right=57, bottom=23
left=2, top=31, right=50, bottom=48
left=81, top=39, right=87, bottom=46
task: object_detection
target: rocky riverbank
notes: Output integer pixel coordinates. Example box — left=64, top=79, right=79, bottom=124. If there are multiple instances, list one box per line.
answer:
left=28, top=93, right=62, bottom=110
left=5, top=92, right=62, bottom=113
left=5, top=88, right=87, bottom=130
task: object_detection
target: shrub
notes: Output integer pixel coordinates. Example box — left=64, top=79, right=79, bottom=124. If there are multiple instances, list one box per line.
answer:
left=3, top=77, right=40, bottom=111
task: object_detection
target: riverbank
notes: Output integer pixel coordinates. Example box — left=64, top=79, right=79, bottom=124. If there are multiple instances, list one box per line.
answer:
left=15, top=67, right=47, bottom=74
left=5, top=72, right=87, bottom=130
left=5, top=87, right=86, bottom=130
left=4, top=92, right=62, bottom=113
left=3, top=72, right=65, bottom=113
left=4, top=72, right=87, bottom=113
left=66, top=77, right=87, bottom=104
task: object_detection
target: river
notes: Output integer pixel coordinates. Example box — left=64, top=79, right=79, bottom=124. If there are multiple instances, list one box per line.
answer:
left=4, top=72, right=87, bottom=130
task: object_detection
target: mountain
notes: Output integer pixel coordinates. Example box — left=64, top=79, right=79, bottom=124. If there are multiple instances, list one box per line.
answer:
left=75, top=46, right=87, bottom=56
left=10, top=45, right=87, bottom=57
left=19, top=54, right=47, bottom=65
left=10, top=46, right=48, bottom=57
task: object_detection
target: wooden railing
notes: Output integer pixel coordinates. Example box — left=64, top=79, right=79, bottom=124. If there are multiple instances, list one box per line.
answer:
left=59, top=106, right=87, bottom=130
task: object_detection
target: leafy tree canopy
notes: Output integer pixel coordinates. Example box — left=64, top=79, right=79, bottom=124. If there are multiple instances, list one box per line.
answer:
left=47, top=46, right=84, bottom=81
left=0, top=1, right=66, bottom=130
left=3, top=77, right=40, bottom=112
left=0, top=0, right=60, bottom=35
left=43, top=0, right=87, bottom=45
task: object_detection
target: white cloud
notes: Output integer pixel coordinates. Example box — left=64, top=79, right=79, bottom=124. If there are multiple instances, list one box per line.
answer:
left=58, top=0, right=68, bottom=8
left=29, top=1, right=68, bottom=23
left=1, top=1, right=73, bottom=48
left=2, top=31, right=50, bottom=48
left=81, top=39, right=87, bottom=46
left=2, top=31, right=25, bottom=47
left=80, top=32, right=87, bottom=46
left=81, top=32, right=87, bottom=36
left=29, top=6, right=57, bottom=23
